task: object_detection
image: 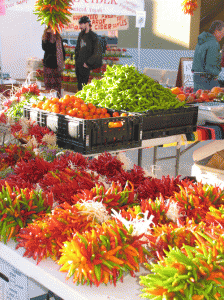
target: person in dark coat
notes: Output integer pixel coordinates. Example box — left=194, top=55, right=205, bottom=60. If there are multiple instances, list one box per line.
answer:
left=192, top=20, right=224, bottom=92
left=42, top=26, right=65, bottom=98
left=75, top=16, right=102, bottom=91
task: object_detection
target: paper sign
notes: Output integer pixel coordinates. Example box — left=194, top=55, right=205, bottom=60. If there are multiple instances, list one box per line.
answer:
left=64, top=14, right=129, bottom=31
left=136, top=10, right=146, bottom=28
left=183, top=60, right=194, bottom=87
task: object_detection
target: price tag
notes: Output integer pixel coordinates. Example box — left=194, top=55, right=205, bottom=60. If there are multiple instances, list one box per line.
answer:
left=136, top=11, right=146, bottom=28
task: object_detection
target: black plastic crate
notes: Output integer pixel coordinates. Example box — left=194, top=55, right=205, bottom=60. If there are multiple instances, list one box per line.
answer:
left=23, top=106, right=142, bottom=154
left=23, top=106, right=66, bottom=135
left=136, top=106, right=198, bottom=140
left=57, top=112, right=142, bottom=154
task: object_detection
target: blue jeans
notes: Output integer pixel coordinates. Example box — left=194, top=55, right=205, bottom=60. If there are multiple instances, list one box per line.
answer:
left=193, top=74, right=219, bottom=92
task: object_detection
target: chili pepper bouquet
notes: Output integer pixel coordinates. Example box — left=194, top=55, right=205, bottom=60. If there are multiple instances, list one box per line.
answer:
left=34, top=0, right=73, bottom=33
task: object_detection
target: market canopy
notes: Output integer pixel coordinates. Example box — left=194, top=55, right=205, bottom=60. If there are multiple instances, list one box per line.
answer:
left=71, top=0, right=144, bottom=16
left=2, top=0, right=144, bottom=15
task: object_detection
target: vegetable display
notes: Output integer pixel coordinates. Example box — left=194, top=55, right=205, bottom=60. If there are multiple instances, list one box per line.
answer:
left=0, top=183, right=52, bottom=244
left=75, top=65, right=186, bottom=112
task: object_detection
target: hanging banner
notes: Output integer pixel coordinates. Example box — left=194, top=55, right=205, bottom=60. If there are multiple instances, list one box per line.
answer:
left=71, top=0, right=144, bottom=16
left=0, top=0, right=5, bottom=15
left=64, top=14, right=129, bottom=31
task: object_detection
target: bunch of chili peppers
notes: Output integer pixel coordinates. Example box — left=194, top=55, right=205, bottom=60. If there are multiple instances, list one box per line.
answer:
left=72, top=181, right=138, bottom=212
left=172, top=183, right=224, bottom=223
left=58, top=219, right=149, bottom=286
left=16, top=202, right=97, bottom=264
left=10, top=119, right=55, bottom=145
left=140, top=227, right=224, bottom=299
left=182, top=0, right=198, bottom=15
left=0, top=182, right=52, bottom=244
left=14, top=83, right=40, bottom=100
left=0, top=144, right=35, bottom=172
left=34, top=0, right=73, bottom=33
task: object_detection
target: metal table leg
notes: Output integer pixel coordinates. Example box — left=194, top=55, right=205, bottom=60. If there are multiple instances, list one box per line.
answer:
left=137, top=148, right=142, bottom=167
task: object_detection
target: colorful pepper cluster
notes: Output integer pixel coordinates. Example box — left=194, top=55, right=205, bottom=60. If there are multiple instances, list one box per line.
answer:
left=182, top=0, right=198, bottom=15
left=34, top=0, right=73, bottom=33
left=0, top=144, right=35, bottom=172
left=140, top=227, right=224, bottom=299
left=0, top=182, right=52, bottom=244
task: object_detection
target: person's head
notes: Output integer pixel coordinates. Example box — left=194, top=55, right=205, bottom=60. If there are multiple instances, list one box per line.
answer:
left=43, top=25, right=60, bottom=41
left=208, top=20, right=224, bottom=42
left=79, top=16, right=91, bottom=33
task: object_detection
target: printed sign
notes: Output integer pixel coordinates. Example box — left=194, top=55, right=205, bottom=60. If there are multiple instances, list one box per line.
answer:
left=183, top=59, right=194, bottom=87
left=64, top=14, right=129, bottom=31
left=176, top=57, right=194, bottom=88
left=135, top=10, right=146, bottom=28
left=71, top=0, right=144, bottom=16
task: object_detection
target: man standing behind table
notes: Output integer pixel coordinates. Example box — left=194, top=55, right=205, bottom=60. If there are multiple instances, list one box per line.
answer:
left=192, top=20, right=224, bottom=92
left=75, top=16, right=102, bottom=91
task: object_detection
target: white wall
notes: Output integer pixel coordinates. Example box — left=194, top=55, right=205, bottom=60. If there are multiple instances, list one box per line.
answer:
left=0, top=3, right=44, bottom=79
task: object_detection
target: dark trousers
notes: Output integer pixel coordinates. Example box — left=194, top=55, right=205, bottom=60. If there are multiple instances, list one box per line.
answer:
left=193, top=73, right=219, bottom=92
left=75, top=65, right=90, bottom=91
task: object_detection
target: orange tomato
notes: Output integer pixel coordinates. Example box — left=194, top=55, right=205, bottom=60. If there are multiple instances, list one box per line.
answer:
left=102, top=107, right=107, bottom=114
left=96, top=108, right=102, bottom=115
left=90, top=106, right=96, bottom=114
left=64, top=94, right=70, bottom=101
left=37, top=101, right=44, bottom=109
left=171, top=87, right=182, bottom=95
left=31, top=103, right=37, bottom=108
left=80, top=104, right=88, bottom=112
left=105, top=113, right=111, bottom=118
left=42, top=103, right=49, bottom=110
left=87, top=102, right=94, bottom=109
left=99, top=114, right=105, bottom=119
left=112, top=112, right=120, bottom=117
left=176, top=94, right=186, bottom=102
left=77, top=111, right=84, bottom=118
left=51, top=97, right=59, bottom=104
left=74, top=102, right=81, bottom=109
left=120, top=113, right=127, bottom=117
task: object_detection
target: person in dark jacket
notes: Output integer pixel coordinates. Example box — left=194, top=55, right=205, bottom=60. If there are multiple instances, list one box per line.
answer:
left=75, top=16, right=102, bottom=91
left=192, top=20, right=224, bottom=92
left=42, top=26, right=65, bottom=98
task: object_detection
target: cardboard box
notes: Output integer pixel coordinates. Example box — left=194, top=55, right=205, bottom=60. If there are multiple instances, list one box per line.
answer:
left=206, top=151, right=224, bottom=170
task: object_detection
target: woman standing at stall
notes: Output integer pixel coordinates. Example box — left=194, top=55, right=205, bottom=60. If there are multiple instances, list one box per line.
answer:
left=42, top=26, right=65, bottom=98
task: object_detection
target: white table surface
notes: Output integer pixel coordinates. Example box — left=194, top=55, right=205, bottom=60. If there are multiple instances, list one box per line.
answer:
left=0, top=240, right=148, bottom=300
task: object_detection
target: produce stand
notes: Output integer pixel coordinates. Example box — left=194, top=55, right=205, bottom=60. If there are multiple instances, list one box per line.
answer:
left=0, top=240, right=145, bottom=300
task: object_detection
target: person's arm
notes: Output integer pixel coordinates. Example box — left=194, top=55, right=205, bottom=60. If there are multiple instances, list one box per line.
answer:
left=86, top=34, right=102, bottom=68
left=61, top=40, right=66, bottom=61
left=75, top=35, right=81, bottom=61
left=221, top=46, right=224, bottom=68
left=204, top=43, right=222, bottom=77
